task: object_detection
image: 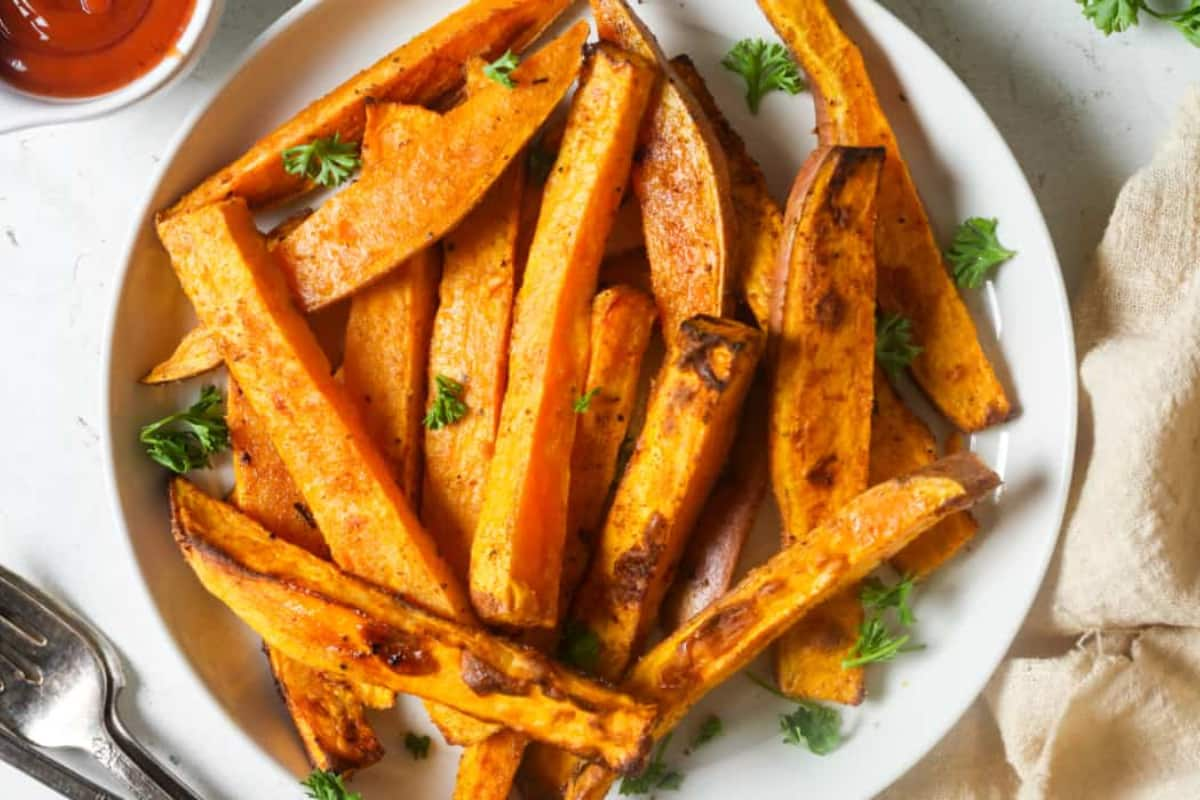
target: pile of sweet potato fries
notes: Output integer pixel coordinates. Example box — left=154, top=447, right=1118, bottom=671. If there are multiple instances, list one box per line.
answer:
left=144, top=0, right=1010, bottom=796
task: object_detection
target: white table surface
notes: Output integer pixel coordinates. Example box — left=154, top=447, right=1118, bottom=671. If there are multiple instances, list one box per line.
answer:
left=0, top=1, right=1194, bottom=798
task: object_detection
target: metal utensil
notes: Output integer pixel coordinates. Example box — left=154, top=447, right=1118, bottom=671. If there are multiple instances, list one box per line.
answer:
left=0, top=724, right=119, bottom=800
left=0, top=564, right=201, bottom=800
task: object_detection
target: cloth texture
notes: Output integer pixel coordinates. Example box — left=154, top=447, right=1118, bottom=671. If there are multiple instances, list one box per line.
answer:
left=882, top=86, right=1200, bottom=799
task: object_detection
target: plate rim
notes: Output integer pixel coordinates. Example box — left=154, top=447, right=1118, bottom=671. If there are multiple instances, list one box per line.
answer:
left=99, top=0, right=1079, bottom=796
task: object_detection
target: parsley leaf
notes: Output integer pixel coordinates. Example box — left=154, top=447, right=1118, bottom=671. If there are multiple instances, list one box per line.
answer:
left=139, top=385, right=229, bottom=474
left=619, top=733, right=684, bottom=795
left=861, top=575, right=917, bottom=627
left=685, top=715, right=723, bottom=754
left=721, top=38, right=806, bottom=114
left=282, top=134, right=361, bottom=188
left=1078, top=0, right=1142, bottom=34
left=302, top=769, right=362, bottom=800
left=780, top=702, right=842, bottom=755
left=484, top=50, right=521, bottom=88
left=404, top=732, right=431, bottom=760
left=558, top=621, right=601, bottom=673
left=745, top=673, right=843, bottom=755
left=1170, top=5, right=1200, bottom=46
left=945, top=217, right=1017, bottom=289
left=875, top=313, right=922, bottom=378
left=574, top=387, right=601, bottom=413
left=842, top=615, right=925, bottom=669
left=424, top=375, right=468, bottom=430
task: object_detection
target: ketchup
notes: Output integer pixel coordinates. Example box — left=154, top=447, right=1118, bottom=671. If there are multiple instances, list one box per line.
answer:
left=0, top=0, right=196, bottom=99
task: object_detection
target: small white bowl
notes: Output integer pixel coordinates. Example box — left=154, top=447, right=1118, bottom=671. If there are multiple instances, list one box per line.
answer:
left=0, top=0, right=224, bottom=135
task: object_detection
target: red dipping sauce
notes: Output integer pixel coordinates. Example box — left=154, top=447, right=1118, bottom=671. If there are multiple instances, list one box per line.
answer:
left=0, top=0, right=196, bottom=99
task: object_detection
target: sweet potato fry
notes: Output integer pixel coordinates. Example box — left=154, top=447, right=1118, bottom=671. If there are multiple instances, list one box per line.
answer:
left=158, top=199, right=468, bottom=618
left=264, top=648, right=384, bottom=775
left=669, top=55, right=781, bottom=329
left=552, top=454, right=1001, bottom=800
left=229, top=383, right=384, bottom=773
left=169, top=479, right=657, bottom=773
left=343, top=247, right=441, bottom=505
left=662, top=375, right=768, bottom=631
left=274, top=23, right=588, bottom=311
left=591, top=0, right=736, bottom=342
left=604, top=193, right=645, bottom=259
left=158, top=198, right=506, bottom=746
left=567, top=285, right=659, bottom=543
left=470, top=43, right=656, bottom=628
left=757, top=0, right=1012, bottom=432
left=141, top=326, right=222, bottom=385
left=422, top=164, right=524, bottom=581
left=228, top=382, right=330, bottom=561
left=169, top=0, right=573, bottom=215
left=451, top=285, right=656, bottom=800
left=569, top=316, right=764, bottom=681
left=769, top=146, right=883, bottom=704
left=872, top=372, right=980, bottom=579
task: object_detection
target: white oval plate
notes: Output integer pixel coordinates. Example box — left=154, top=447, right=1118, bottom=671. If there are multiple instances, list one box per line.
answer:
left=103, top=0, right=1076, bottom=797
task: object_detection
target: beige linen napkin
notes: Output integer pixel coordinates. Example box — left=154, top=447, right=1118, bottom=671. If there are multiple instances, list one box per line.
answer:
left=882, top=85, right=1200, bottom=799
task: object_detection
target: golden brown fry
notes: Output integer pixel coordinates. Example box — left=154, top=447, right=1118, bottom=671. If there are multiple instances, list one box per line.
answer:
left=228, top=382, right=330, bottom=562
left=169, top=0, right=573, bottom=215
left=274, top=23, right=588, bottom=311
left=567, top=285, right=659, bottom=541
left=158, top=198, right=504, bottom=746
left=230, top=383, right=384, bottom=774
left=470, top=43, right=656, bottom=628
left=757, top=0, right=1012, bottom=431
left=265, top=648, right=384, bottom=775
left=452, top=287, right=655, bottom=800
left=769, top=146, right=883, bottom=704
left=872, top=372, right=980, bottom=579
left=669, top=55, right=781, bottom=329
left=662, top=375, right=768, bottom=630
left=570, top=316, right=764, bottom=681
left=554, top=454, right=1002, bottom=799
left=158, top=199, right=468, bottom=618
left=591, top=0, right=736, bottom=342
left=604, top=193, right=645, bottom=259
left=140, top=326, right=222, bottom=385
left=422, top=164, right=524, bottom=581
left=169, top=479, right=657, bottom=773
left=343, top=247, right=442, bottom=505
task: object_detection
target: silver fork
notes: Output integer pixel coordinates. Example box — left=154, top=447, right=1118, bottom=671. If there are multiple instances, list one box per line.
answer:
left=0, top=563, right=201, bottom=800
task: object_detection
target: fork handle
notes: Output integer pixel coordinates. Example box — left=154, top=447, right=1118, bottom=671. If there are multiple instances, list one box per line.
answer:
left=0, top=727, right=120, bottom=800
left=90, top=716, right=201, bottom=800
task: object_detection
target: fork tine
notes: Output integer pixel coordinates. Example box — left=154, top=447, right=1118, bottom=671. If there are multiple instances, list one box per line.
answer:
left=0, top=565, right=73, bottom=649
left=0, top=639, right=41, bottom=687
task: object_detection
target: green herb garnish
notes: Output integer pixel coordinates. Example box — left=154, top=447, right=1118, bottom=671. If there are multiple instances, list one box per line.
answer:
left=619, top=733, right=684, bottom=795
left=558, top=621, right=601, bottom=673
left=946, top=217, right=1016, bottom=289
left=721, top=38, right=806, bottom=114
left=875, top=313, right=922, bottom=378
left=861, top=574, right=917, bottom=627
left=842, top=615, right=924, bottom=669
left=574, top=387, right=602, bottom=414
left=745, top=673, right=843, bottom=755
left=282, top=134, right=361, bottom=188
left=404, top=732, right=431, bottom=760
left=484, top=50, right=521, bottom=88
left=139, top=385, right=229, bottom=474
left=780, top=702, right=842, bottom=755
left=423, top=375, right=468, bottom=430
left=1078, top=0, right=1200, bottom=45
left=302, top=769, right=362, bottom=800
